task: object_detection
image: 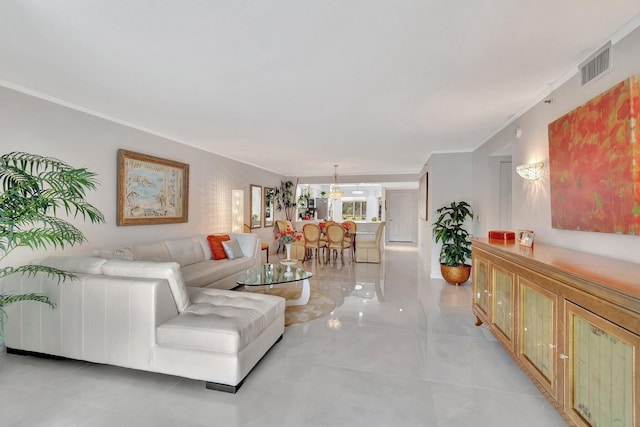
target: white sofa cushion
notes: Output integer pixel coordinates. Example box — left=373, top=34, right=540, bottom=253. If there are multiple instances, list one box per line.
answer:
left=221, top=239, right=244, bottom=260
left=164, top=237, right=206, bottom=266
left=180, top=257, right=255, bottom=287
left=233, top=233, right=257, bottom=258
left=91, top=247, right=134, bottom=261
left=195, top=235, right=213, bottom=260
left=101, top=260, right=190, bottom=312
left=36, top=256, right=108, bottom=275
left=156, top=288, right=284, bottom=354
left=129, top=241, right=171, bottom=262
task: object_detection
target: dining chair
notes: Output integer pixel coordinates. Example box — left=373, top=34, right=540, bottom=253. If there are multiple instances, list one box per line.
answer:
left=355, top=222, right=385, bottom=263
left=325, top=224, right=352, bottom=263
left=342, top=221, right=357, bottom=258
left=319, top=220, right=335, bottom=245
left=302, top=223, right=326, bottom=262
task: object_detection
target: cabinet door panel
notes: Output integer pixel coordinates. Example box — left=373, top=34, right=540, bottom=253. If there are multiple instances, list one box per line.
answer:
left=519, top=278, right=558, bottom=400
left=473, top=256, right=490, bottom=319
left=566, top=302, right=639, bottom=427
left=491, top=265, right=515, bottom=350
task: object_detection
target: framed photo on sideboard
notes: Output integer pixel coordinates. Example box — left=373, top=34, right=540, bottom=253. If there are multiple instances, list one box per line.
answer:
left=518, top=229, right=535, bottom=247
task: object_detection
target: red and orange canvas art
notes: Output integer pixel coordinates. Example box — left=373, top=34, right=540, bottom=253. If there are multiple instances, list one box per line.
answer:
left=548, top=76, right=640, bottom=234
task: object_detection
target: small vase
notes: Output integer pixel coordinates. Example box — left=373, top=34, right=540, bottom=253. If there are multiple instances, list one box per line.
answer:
left=285, top=243, right=292, bottom=261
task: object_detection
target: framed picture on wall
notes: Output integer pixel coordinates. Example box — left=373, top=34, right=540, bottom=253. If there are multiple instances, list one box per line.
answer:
left=250, top=184, right=262, bottom=229
left=117, top=149, right=189, bottom=225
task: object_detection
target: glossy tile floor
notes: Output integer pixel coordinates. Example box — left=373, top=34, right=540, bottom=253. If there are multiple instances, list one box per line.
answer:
left=0, top=244, right=567, bottom=427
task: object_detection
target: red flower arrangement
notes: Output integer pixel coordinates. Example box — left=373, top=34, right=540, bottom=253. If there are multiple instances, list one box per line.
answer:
left=342, top=222, right=352, bottom=230
left=318, top=222, right=326, bottom=230
left=275, top=228, right=302, bottom=244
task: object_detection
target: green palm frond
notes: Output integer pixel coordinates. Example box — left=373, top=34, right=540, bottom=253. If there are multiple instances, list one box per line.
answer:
left=0, top=151, right=104, bottom=323
left=0, top=264, right=77, bottom=281
left=0, top=293, right=55, bottom=322
left=0, top=293, right=55, bottom=309
left=10, top=217, right=87, bottom=249
left=0, top=152, right=105, bottom=261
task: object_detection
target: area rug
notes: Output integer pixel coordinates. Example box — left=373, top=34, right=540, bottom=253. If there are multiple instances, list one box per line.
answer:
left=242, top=286, right=335, bottom=327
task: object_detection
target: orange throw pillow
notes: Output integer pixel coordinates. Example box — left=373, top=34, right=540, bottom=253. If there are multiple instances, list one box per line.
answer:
left=207, top=234, right=231, bottom=260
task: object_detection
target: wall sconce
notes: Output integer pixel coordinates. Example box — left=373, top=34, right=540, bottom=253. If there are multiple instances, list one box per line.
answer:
left=516, top=162, right=544, bottom=181
left=231, top=189, right=244, bottom=233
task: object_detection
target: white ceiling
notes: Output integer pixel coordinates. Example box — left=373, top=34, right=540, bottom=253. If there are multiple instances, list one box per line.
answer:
left=1, top=1, right=640, bottom=177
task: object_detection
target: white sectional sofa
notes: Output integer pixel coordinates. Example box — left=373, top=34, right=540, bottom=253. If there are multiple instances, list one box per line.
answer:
left=0, top=233, right=285, bottom=392
left=96, top=233, right=261, bottom=290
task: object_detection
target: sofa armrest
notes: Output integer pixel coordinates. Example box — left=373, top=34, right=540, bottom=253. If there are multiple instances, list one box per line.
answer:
left=1, top=272, right=178, bottom=369
left=253, top=238, right=261, bottom=267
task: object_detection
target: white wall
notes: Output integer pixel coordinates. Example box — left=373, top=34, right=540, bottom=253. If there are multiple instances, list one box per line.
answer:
left=0, top=86, right=283, bottom=267
left=423, top=152, right=473, bottom=279
left=365, top=189, right=379, bottom=221
left=472, top=25, right=640, bottom=264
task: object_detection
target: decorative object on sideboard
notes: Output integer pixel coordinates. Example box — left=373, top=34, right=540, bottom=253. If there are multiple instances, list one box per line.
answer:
left=488, top=230, right=515, bottom=243
left=518, top=230, right=535, bottom=247
left=432, top=201, right=474, bottom=285
left=0, top=151, right=105, bottom=342
left=117, top=149, right=189, bottom=225
left=516, top=162, right=544, bottom=181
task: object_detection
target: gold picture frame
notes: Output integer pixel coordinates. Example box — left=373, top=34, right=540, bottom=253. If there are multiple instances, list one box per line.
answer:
left=117, top=149, right=189, bottom=226
left=264, top=186, right=274, bottom=227
left=250, top=184, right=262, bottom=229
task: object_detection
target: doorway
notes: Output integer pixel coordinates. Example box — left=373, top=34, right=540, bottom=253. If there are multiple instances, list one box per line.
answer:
left=499, top=161, right=512, bottom=230
left=387, top=190, right=417, bottom=242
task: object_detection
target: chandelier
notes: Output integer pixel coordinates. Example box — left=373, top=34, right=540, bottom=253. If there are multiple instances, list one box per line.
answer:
left=328, top=165, right=344, bottom=200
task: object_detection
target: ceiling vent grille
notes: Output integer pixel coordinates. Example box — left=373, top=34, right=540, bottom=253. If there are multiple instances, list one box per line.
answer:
left=580, top=41, right=611, bottom=86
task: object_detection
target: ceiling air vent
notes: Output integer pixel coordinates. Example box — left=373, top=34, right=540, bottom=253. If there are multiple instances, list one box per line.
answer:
left=580, top=41, right=611, bottom=86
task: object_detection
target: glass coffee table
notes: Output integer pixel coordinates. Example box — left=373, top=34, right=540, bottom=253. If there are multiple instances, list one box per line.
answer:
left=236, top=262, right=313, bottom=306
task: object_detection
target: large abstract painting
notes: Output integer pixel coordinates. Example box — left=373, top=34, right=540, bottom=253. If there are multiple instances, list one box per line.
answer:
left=548, top=76, right=640, bottom=234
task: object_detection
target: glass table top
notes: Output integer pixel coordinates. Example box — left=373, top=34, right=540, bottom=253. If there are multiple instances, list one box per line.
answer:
left=236, top=263, right=313, bottom=286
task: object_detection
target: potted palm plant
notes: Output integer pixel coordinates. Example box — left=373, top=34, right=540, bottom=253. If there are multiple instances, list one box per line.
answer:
left=0, top=152, right=105, bottom=343
left=432, top=200, right=473, bottom=285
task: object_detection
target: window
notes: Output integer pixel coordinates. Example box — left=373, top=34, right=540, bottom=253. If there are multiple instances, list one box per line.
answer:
left=342, top=201, right=367, bottom=221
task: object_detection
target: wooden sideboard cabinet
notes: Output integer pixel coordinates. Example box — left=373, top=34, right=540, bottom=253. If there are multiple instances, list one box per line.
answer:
left=472, top=238, right=640, bottom=427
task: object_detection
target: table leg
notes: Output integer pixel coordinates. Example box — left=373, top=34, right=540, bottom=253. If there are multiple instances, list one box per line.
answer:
left=285, top=278, right=310, bottom=306
left=351, top=234, right=356, bottom=260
